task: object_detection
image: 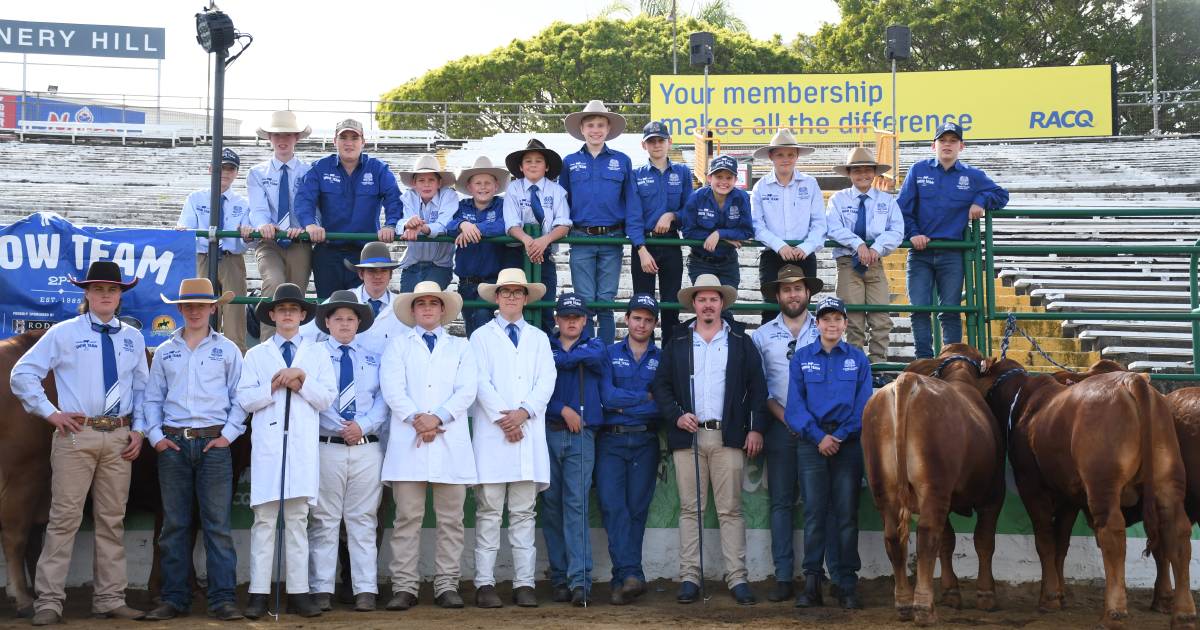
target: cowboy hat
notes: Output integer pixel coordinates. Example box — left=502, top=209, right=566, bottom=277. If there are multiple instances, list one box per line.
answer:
left=393, top=280, right=464, bottom=327
left=256, top=110, right=312, bottom=140
left=399, top=154, right=456, bottom=188
left=160, top=277, right=234, bottom=306
left=677, top=274, right=737, bottom=312
left=344, top=241, right=400, bottom=271
left=479, top=267, right=547, bottom=304
left=505, top=138, right=563, bottom=180
left=752, top=128, right=816, bottom=161
left=761, top=264, right=824, bottom=297
left=832, top=146, right=892, bottom=176
left=69, top=260, right=138, bottom=291
left=455, top=155, right=511, bottom=195
left=254, top=283, right=315, bottom=326
left=316, top=290, right=375, bottom=334
left=564, top=100, right=626, bottom=141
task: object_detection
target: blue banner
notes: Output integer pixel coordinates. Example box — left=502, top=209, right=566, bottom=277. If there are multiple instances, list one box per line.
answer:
left=16, top=96, right=145, bottom=125
left=0, top=213, right=195, bottom=347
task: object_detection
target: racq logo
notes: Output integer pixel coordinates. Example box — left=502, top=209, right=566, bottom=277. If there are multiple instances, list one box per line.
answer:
left=12, top=319, right=54, bottom=334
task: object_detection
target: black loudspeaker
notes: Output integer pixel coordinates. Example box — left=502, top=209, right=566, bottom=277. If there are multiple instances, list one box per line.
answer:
left=886, top=25, right=911, bottom=60
left=689, top=31, right=715, bottom=66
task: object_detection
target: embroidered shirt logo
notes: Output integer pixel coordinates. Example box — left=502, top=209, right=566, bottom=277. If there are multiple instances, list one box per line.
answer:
left=957, top=175, right=971, bottom=190
left=362, top=172, right=375, bottom=186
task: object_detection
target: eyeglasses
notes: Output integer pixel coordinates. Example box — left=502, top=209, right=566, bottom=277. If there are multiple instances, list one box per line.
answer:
left=497, top=288, right=527, bottom=299
left=787, top=339, right=797, bottom=360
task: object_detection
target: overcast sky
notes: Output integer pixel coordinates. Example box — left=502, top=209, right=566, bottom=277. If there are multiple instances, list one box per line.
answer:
left=2, top=1, right=840, bottom=130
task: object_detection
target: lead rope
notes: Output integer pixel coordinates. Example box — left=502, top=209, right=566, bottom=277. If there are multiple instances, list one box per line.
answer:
left=999, top=312, right=1077, bottom=373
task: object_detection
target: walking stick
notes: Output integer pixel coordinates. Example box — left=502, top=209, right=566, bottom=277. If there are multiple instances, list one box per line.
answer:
left=270, top=388, right=293, bottom=621
left=687, top=342, right=707, bottom=603
left=578, top=362, right=589, bottom=607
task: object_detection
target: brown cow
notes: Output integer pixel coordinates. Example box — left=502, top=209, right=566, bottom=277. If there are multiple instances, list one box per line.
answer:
left=980, top=357, right=1197, bottom=629
left=864, top=344, right=1007, bottom=625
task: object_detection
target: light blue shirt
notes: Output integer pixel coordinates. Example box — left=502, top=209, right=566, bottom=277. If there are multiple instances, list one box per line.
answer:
left=178, top=189, right=252, bottom=254
left=502, top=177, right=572, bottom=252
left=751, top=312, right=818, bottom=407
left=825, top=186, right=905, bottom=259
left=399, top=187, right=459, bottom=269
left=750, top=169, right=826, bottom=255
left=691, top=320, right=729, bottom=422
left=144, top=328, right=247, bottom=445
left=317, top=337, right=388, bottom=437
left=247, top=156, right=310, bottom=231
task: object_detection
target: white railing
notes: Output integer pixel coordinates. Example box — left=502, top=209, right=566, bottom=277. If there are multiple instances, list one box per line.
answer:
left=16, top=120, right=202, bottom=147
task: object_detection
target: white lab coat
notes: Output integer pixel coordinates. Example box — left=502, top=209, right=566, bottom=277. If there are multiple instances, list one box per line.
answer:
left=236, top=335, right=337, bottom=507
left=468, top=319, right=556, bottom=490
left=379, top=327, right=479, bottom=484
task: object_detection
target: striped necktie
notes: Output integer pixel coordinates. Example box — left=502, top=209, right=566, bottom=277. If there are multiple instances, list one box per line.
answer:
left=338, top=345, right=356, bottom=420
left=93, top=321, right=120, bottom=416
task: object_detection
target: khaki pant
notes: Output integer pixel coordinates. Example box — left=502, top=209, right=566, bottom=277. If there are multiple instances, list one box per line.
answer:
left=34, top=426, right=132, bottom=616
left=672, top=429, right=747, bottom=588
left=255, top=240, right=312, bottom=341
left=196, top=252, right=248, bottom=351
left=388, top=482, right=467, bottom=596
left=835, top=256, right=893, bottom=364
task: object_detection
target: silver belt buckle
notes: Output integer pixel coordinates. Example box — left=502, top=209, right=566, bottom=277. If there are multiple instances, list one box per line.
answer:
left=181, top=428, right=195, bottom=440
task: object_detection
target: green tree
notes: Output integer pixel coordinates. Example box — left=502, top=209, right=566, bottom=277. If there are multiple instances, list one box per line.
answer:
left=376, top=16, right=805, bottom=137
left=1117, top=0, right=1200, bottom=133
left=599, top=0, right=747, bottom=32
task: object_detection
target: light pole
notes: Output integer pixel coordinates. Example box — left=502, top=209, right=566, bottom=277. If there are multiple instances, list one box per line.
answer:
left=689, top=32, right=715, bottom=160
left=1151, top=0, right=1160, bottom=134
left=886, top=25, right=911, bottom=187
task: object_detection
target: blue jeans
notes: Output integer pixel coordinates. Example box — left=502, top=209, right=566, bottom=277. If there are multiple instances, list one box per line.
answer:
left=312, top=244, right=362, bottom=299
left=595, top=430, right=659, bottom=588
left=534, top=259, right=557, bottom=335
left=687, top=252, right=740, bottom=287
left=906, top=249, right=965, bottom=358
left=156, top=435, right=238, bottom=610
left=458, top=278, right=494, bottom=336
left=796, top=436, right=863, bottom=591
left=767, top=420, right=839, bottom=582
left=399, top=262, right=452, bottom=292
left=568, top=231, right=622, bottom=344
left=542, top=427, right=596, bottom=590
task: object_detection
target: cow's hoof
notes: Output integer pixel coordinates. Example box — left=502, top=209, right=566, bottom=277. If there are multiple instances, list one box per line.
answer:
left=1152, top=592, right=1175, bottom=614
left=896, top=605, right=914, bottom=622
left=1095, top=609, right=1128, bottom=629
left=1038, top=593, right=1064, bottom=613
left=976, top=591, right=998, bottom=612
left=1171, top=612, right=1198, bottom=630
left=941, top=588, right=962, bottom=609
left=913, top=605, right=938, bottom=627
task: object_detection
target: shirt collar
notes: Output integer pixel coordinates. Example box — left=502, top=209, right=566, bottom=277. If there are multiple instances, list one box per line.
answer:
left=815, top=339, right=850, bottom=356
left=356, top=285, right=392, bottom=304
left=496, top=314, right=526, bottom=330
left=769, top=312, right=813, bottom=338
left=271, top=156, right=301, bottom=171
left=645, top=158, right=674, bottom=173
left=272, top=333, right=301, bottom=350
left=522, top=177, right=546, bottom=191
left=325, top=337, right=357, bottom=353
left=763, top=168, right=803, bottom=187
left=690, top=319, right=730, bottom=337
left=170, top=327, right=219, bottom=343
left=415, top=325, right=445, bottom=339
left=619, top=336, right=657, bottom=358
left=578, top=143, right=612, bottom=157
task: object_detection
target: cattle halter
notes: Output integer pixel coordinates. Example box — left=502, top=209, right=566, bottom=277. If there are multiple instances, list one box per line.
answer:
left=985, top=367, right=1027, bottom=401
left=931, top=354, right=980, bottom=379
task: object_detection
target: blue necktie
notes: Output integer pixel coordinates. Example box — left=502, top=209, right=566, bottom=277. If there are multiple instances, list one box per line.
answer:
left=93, top=321, right=120, bottom=416
left=527, top=184, right=545, bottom=224
left=277, top=164, right=291, bottom=248
left=338, top=345, right=355, bottom=420
left=369, top=299, right=383, bottom=317
left=852, top=193, right=869, bottom=276
left=507, top=323, right=520, bottom=347
left=281, top=340, right=294, bottom=367
left=423, top=332, right=437, bottom=353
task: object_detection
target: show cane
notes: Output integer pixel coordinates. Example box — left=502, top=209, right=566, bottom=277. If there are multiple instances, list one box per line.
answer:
left=687, top=348, right=707, bottom=603
left=578, top=362, right=589, bottom=607
left=270, top=388, right=292, bottom=621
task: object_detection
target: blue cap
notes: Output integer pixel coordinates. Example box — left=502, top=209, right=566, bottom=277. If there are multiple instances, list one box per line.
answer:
left=555, top=292, right=591, bottom=318
left=642, top=120, right=671, bottom=140
left=933, top=121, right=963, bottom=141
left=626, top=292, right=660, bottom=317
left=815, top=296, right=848, bottom=318
left=220, top=148, right=240, bottom=168
left=707, top=154, right=738, bottom=176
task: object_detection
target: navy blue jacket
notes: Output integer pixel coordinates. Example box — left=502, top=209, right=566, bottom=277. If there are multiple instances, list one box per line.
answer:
left=547, top=332, right=607, bottom=427
left=599, top=338, right=661, bottom=427
left=783, top=340, right=872, bottom=445
left=295, top=153, right=404, bottom=245
left=681, top=186, right=754, bottom=260
left=445, top=196, right=518, bottom=278
left=896, top=158, right=1009, bottom=241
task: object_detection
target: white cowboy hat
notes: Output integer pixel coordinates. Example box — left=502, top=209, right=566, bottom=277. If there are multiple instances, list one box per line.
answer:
left=455, top=155, right=511, bottom=195
left=399, top=154, right=456, bottom=188
left=256, top=110, right=312, bottom=140
left=832, top=146, right=892, bottom=176
left=394, top=280, right=464, bottom=327
left=564, top=100, right=627, bottom=141
left=752, top=128, right=816, bottom=161
left=677, top=274, right=737, bottom=312
left=479, top=267, right=547, bottom=304
left=160, top=277, right=234, bottom=306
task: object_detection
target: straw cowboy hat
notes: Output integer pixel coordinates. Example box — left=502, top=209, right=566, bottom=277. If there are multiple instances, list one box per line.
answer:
left=344, top=241, right=400, bottom=271
left=456, top=155, right=511, bottom=195
left=254, top=282, right=315, bottom=326
left=832, top=146, right=892, bottom=176
left=393, top=280, right=464, bottom=327
left=399, top=154, right=456, bottom=188
left=479, top=267, right=547, bottom=304
left=256, top=110, right=312, bottom=140
left=761, top=264, right=824, bottom=298
left=69, top=260, right=138, bottom=291
left=316, top=290, right=375, bottom=334
left=160, top=277, right=234, bottom=306
left=677, top=274, right=737, bottom=312
left=564, top=100, right=626, bottom=141
left=505, top=138, right=563, bottom=180
left=752, top=128, right=816, bottom=160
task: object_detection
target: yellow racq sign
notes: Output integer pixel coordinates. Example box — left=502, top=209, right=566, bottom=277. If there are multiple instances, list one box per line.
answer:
left=650, top=64, right=1114, bottom=143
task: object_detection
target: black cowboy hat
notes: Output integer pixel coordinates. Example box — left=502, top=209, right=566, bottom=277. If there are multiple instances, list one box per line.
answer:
left=254, top=283, right=316, bottom=326
left=68, top=260, right=138, bottom=291
left=505, top=138, right=563, bottom=181
left=315, top=290, right=375, bottom=335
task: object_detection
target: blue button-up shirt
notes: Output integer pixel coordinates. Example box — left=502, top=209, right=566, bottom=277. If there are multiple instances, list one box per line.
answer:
left=547, top=332, right=606, bottom=427
left=784, top=340, right=872, bottom=444
left=681, top=186, right=754, bottom=260
left=295, top=153, right=404, bottom=245
left=317, top=337, right=388, bottom=437
left=559, top=144, right=642, bottom=229
left=825, top=186, right=905, bottom=259
left=144, top=329, right=247, bottom=445
left=750, top=169, right=826, bottom=255
left=247, top=156, right=310, bottom=231
left=600, top=338, right=661, bottom=426
left=446, top=196, right=518, bottom=277
left=631, top=159, right=691, bottom=246
left=751, top=312, right=818, bottom=407
left=897, top=158, right=1009, bottom=241
left=399, top=187, right=459, bottom=269
left=178, top=189, right=252, bottom=254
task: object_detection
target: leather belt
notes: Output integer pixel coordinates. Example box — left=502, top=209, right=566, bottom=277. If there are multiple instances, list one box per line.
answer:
left=697, top=419, right=722, bottom=431
left=83, top=415, right=131, bottom=432
left=579, top=224, right=623, bottom=236
left=599, top=424, right=649, bottom=434
left=319, top=435, right=379, bottom=446
left=163, top=425, right=223, bottom=439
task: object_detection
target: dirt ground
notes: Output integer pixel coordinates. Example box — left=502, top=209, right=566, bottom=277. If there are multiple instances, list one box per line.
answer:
left=1, top=577, right=1192, bottom=630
